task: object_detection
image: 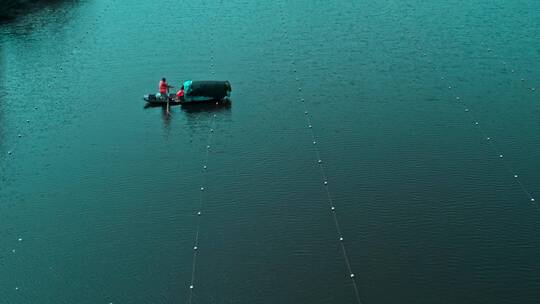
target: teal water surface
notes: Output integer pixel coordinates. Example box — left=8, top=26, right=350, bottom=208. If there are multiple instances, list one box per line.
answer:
left=1, top=0, right=539, bottom=303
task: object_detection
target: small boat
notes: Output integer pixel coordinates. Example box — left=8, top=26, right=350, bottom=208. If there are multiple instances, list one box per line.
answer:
left=144, top=80, right=231, bottom=105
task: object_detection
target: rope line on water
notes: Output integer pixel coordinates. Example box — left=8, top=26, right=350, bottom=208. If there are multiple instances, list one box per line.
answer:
left=187, top=112, right=217, bottom=303
left=479, top=5, right=537, bottom=92
left=3, top=1, right=115, bottom=296
left=4, top=0, right=115, bottom=159
left=474, top=41, right=537, bottom=93
left=454, top=92, right=538, bottom=210
left=276, top=2, right=364, bottom=303
left=413, top=40, right=538, bottom=211
left=187, top=1, right=221, bottom=302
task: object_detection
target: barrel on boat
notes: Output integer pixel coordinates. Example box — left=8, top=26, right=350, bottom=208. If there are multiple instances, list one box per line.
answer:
left=183, top=80, right=231, bottom=102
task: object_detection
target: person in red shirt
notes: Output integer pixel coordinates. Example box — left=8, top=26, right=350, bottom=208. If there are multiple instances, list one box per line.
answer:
left=158, top=78, right=172, bottom=95
left=176, top=85, right=185, bottom=101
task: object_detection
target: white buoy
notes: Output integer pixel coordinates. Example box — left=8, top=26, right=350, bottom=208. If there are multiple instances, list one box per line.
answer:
left=210, top=129, right=214, bottom=132
left=339, top=237, right=343, bottom=241
left=12, top=249, right=16, bottom=253
left=331, top=206, right=335, bottom=211
left=487, top=137, right=491, bottom=140
left=207, top=145, right=210, bottom=149
left=197, top=211, right=202, bottom=216
left=15, top=287, right=19, bottom=291
left=313, top=141, right=317, bottom=145
left=499, top=154, right=503, bottom=158
left=465, top=109, right=469, bottom=112
left=350, top=273, right=355, bottom=278
left=7, top=151, right=12, bottom=155
left=200, top=187, right=205, bottom=191
left=448, top=86, right=452, bottom=89
left=18, top=238, right=22, bottom=242
left=190, top=285, right=194, bottom=289
left=308, top=125, right=312, bottom=128
left=194, top=246, right=198, bottom=250
left=304, top=111, right=308, bottom=115
left=318, top=160, right=322, bottom=164
left=531, top=198, right=535, bottom=202
left=475, top=122, right=479, bottom=125
left=456, top=97, right=460, bottom=100
left=203, top=165, right=207, bottom=169
left=324, top=181, right=328, bottom=185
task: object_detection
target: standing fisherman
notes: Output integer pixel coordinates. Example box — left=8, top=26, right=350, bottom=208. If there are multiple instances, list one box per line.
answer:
left=158, top=77, right=174, bottom=113
left=158, top=78, right=172, bottom=98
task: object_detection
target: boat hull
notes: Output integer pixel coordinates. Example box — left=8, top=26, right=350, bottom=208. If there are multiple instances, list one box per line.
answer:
left=143, top=80, right=232, bottom=105
left=143, top=93, right=230, bottom=107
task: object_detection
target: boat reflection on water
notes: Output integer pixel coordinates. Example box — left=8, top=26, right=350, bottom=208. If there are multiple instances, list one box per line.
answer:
left=143, top=100, right=231, bottom=113
left=144, top=100, right=232, bottom=132
left=144, top=101, right=232, bottom=113
left=180, top=101, right=231, bottom=114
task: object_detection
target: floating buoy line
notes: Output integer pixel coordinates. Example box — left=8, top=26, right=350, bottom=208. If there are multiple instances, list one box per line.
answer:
left=413, top=39, right=538, bottom=210
left=480, top=42, right=537, bottom=93
left=3, top=0, right=116, bottom=299
left=276, top=2, right=364, bottom=303
left=187, top=112, right=217, bottom=303
left=186, top=1, right=223, bottom=302
left=4, top=1, right=114, bottom=160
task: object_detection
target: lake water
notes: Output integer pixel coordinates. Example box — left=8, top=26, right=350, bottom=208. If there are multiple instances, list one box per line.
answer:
left=1, top=0, right=539, bottom=303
